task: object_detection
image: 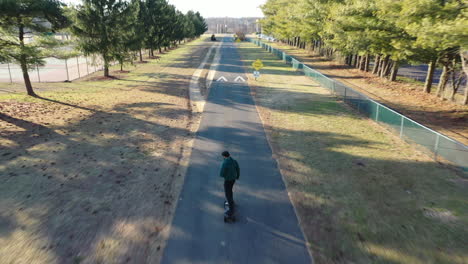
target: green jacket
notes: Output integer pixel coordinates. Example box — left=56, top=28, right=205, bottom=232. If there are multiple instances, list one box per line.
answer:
left=219, top=157, right=240, bottom=181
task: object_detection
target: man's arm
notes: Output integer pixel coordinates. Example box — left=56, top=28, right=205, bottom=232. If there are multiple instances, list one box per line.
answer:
left=235, top=160, right=240, bottom=179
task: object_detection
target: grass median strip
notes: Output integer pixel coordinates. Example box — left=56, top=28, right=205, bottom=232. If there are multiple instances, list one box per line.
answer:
left=0, top=38, right=208, bottom=264
left=238, top=42, right=468, bottom=264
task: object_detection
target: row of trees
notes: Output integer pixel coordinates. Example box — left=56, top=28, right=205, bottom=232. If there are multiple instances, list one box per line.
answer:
left=0, top=0, right=207, bottom=96
left=260, top=0, right=468, bottom=104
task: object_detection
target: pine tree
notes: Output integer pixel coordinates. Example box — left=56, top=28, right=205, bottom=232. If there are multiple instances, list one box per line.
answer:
left=0, top=0, right=70, bottom=96
left=72, top=0, right=129, bottom=77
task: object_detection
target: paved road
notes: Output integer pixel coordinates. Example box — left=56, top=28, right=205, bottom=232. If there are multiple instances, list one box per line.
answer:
left=161, top=37, right=312, bottom=263
left=0, top=57, right=104, bottom=83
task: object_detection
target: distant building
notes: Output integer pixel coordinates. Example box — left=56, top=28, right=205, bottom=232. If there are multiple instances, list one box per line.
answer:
left=206, top=17, right=261, bottom=34
left=21, top=18, right=71, bottom=44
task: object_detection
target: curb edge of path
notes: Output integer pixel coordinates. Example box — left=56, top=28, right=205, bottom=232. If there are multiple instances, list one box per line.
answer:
left=156, top=39, right=221, bottom=263
left=189, top=41, right=222, bottom=113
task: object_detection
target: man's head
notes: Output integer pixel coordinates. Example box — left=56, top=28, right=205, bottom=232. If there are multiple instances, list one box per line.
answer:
left=221, top=151, right=230, bottom=158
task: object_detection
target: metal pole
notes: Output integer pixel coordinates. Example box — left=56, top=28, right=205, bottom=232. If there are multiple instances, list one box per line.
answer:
left=434, top=134, right=440, bottom=160
left=85, top=57, right=89, bottom=75
left=65, top=59, right=70, bottom=81
left=76, top=56, right=81, bottom=78
left=399, top=116, right=405, bottom=138
left=344, top=87, right=347, bottom=101
left=36, top=64, right=40, bottom=83
left=7, top=62, right=12, bottom=83
left=375, top=104, right=380, bottom=122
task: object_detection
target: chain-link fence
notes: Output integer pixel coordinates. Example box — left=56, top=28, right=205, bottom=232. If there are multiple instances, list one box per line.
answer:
left=249, top=38, right=468, bottom=173
left=0, top=56, right=114, bottom=84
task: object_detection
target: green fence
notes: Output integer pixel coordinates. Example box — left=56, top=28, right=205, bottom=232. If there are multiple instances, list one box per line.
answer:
left=249, top=38, right=468, bottom=173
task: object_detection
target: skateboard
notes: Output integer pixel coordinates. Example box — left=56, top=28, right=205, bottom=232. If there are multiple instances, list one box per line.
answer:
left=223, top=201, right=236, bottom=223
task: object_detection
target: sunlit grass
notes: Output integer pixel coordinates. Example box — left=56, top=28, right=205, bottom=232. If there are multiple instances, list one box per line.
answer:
left=0, top=37, right=207, bottom=264
left=238, top=42, right=468, bottom=264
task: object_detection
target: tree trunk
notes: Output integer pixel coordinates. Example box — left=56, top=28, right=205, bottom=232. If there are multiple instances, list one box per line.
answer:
left=358, top=56, right=363, bottom=70
left=464, top=82, right=468, bottom=105
left=372, top=55, right=381, bottom=74
left=378, top=57, right=385, bottom=76
left=460, top=50, right=468, bottom=105
left=18, top=24, right=36, bottom=96
left=20, top=60, right=35, bottom=96
left=449, top=60, right=463, bottom=101
left=436, top=65, right=449, bottom=98
left=389, top=60, right=399, bottom=81
left=103, top=55, right=110, bottom=77
left=380, top=55, right=391, bottom=78
left=384, top=60, right=393, bottom=77
left=423, top=59, right=436, bottom=93
left=139, top=49, right=143, bottom=62
left=104, top=66, right=109, bottom=77
left=352, top=54, right=358, bottom=67
left=120, top=61, right=123, bottom=71
left=364, top=55, right=370, bottom=72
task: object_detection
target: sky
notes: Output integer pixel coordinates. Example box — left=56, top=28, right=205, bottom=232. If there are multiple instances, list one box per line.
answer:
left=62, top=0, right=266, bottom=18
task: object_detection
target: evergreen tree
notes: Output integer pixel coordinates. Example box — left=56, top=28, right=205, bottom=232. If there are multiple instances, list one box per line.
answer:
left=72, top=0, right=129, bottom=77
left=0, top=0, right=70, bottom=96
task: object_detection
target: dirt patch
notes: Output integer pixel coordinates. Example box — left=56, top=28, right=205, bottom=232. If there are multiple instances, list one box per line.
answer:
left=86, top=75, right=122, bottom=81
left=0, top=38, right=212, bottom=264
left=267, top=42, right=468, bottom=145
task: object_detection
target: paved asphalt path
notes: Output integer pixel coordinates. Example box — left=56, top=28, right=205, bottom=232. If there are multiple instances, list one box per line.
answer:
left=161, top=37, right=312, bottom=264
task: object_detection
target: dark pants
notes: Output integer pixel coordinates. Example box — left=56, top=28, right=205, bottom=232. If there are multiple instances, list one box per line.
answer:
left=224, top=180, right=236, bottom=214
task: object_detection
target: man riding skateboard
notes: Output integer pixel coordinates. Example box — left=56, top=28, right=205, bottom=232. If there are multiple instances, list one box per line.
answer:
left=219, top=151, right=240, bottom=217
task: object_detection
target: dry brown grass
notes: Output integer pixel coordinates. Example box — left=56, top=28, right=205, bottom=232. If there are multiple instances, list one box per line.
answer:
left=0, top=38, right=212, bottom=264
left=265, top=41, right=468, bottom=146
left=239, top=42, right=468, bottom=264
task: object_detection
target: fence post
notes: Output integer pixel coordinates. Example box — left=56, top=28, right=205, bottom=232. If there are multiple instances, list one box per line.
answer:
left=399, top=116, right=405, bottom=138
left=7, top=62, right=12, bottom=83
left=65, top=59, right=70, bottom=81
left=434, top=134, right=440, bottom=160
left=332, top=81, right=336, bottom=94
left=85, top=57, right=90, bottom=75
left=376, top=104, right=380, bottom=122
left=76, top=57, right=81, bottom=78
left=36, top=64, right=40, bottom=83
